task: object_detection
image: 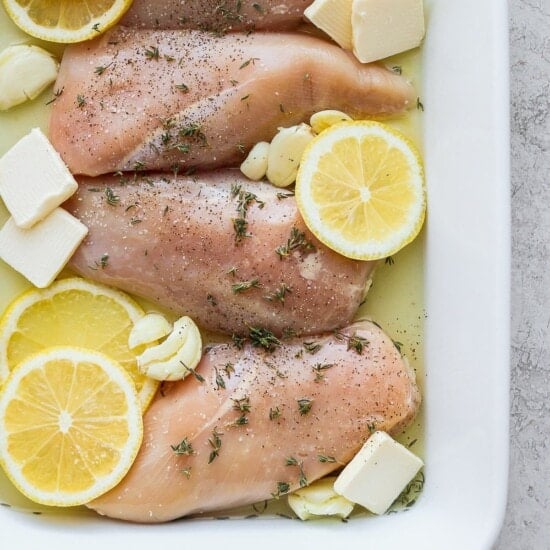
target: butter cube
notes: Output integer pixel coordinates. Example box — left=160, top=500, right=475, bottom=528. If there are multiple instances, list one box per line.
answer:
left=352, top=0, right=425, bottom=63
left=304, top=0, right=353, bottom=50
left=0, top=209, right=88, bottom=288
left=334, top=431, right=423, bottom=514
left=0, top=128, right=78, bottom=229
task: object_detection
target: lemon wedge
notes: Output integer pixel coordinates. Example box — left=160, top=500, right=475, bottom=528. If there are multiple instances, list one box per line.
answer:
left=0, top=277, right=158, bottom=409
left=295, top=121, right=425, bottom=261
left=0, top=346, right=143, bottom=506
left=2, top=0, right=133, bottom=43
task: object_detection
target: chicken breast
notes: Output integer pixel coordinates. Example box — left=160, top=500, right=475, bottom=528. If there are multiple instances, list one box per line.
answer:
left=49, top=27, right=415, bottom=176
left=121, top=0, right=310, bottom=32
left=89, top=319, right=420, bottom=523
left=66, top=171, right=374, bottom=336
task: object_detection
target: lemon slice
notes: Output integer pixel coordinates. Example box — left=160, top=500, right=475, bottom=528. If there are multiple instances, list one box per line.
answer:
left=0, top=277, right=158, bottom=410
left=2, top=0, right=133, bottom=44
left=0, top=346, right=143, bottom=506
left=295, top=121, right=426, bottom=261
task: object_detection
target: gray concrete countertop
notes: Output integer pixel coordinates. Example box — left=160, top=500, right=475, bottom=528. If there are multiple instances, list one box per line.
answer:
left=495, top=1, right=549, bottom=548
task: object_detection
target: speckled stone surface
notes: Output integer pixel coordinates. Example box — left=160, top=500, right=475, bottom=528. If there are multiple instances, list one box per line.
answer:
left=494, top=1, right=550, bottom=548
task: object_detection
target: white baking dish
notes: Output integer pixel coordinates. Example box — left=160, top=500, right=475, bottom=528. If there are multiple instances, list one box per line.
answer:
left=0, top=0, right=510, bottom=547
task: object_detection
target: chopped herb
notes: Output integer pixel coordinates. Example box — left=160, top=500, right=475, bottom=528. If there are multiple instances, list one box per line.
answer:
left=45, top=87, right=64, bottom=105
left=232, top=333, right=246, bottom=349
left=133, top=160, right=146, bottom=171
left=416, top=97, right=424, bottom=111
left=145, top=46, right=160, bottom=60
left=248, top=326, right=280, bottom=352
left=232, top=279, right=261, bottom=294
left=286, top=457, right=308, bottom=488
left=232, top=396, right=251, bottom=413
left=297, top=398, right=313, bottom=416
left=163, top=205, right=169, bottom=216
left=239, top=57, right=260, bottom=69
left=240, top=94, right=250, bottom=101
left=104, top=187, right=120, bottom=206
left=392, top=65, right=402, bottom=75
left=367, top=422, right=377, bottom=433
left=348, top=334, right=369, bottom=354
left=175, top=83, right=189, bottom=92
left=130, top=217, right=142, bottom=225
left=171, top=437, right=194, bottom=456
left=276, top=227, right=315, bottom=259
left=392, top=340, right=403, bottom=353
left=236, top=143, right=246, bottom=154
left=181, top=467, right=192, bottom=479
left=231, top=414, right=249, bottom=426
left=252, top=2, right=264, bottom=13
left=385, top=255, right=395, bottom=265
left=94, top=63, right=112, bottom=75
left=164, top=54, right=175, bottom=62
left=408, top=438, right=418, bottom=449
left=232, top=217, right=249, bottom=243
left=312, top=363, right=334, bottom=382
left=208, top=428, right=223, bottom=463
left=173, top=143, right=190, bottom=154
left=226, top=266, right=238, bottom=277
left=264, top=283, right=292, bottom=305
left=317, top=454, right=336, bottom=463
left=99, top=254, right=109, bottom=269
left=279, top=103, right=285, bottom=113
left=223, top=362, right=235, bottom=377
left=214, top=367, right=226, bottom=390
left=230, top=79, right=239, bottom=86
left=92, top=23, right=101, bottom=33
left=76, top=94, right=86, bottom=108
left=180, top=361, right=205, bottom=382
left=207, top=293, right=217, bottom=306
left=269, top=406, right=281, bottom=420
left=303, top=341, right=321, bottom=354
left=271, top=481, right=290, bottom=498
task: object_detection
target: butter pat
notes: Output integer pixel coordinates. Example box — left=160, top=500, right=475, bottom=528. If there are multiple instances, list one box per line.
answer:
left=0, top=128, right=78, bottom=229
left=0, top=209, right=88, bottom=288
left=352, top=0, right=425, bottom=63
left=288, top=477, right=355, bottom=520
left=334, top=431, right=423, bottom=514
left=304, top=0, right=353, bottom=50
left=0, top=45, right=58, bottom=111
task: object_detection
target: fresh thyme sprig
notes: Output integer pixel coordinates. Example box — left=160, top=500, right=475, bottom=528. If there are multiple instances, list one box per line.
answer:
left=208, top=428, right=223, bottom=463
left=297, top=398, right=313, bottom=416
left=232, top=279, right=261, bottom=294
left=275, top=227, right=315, bottom=259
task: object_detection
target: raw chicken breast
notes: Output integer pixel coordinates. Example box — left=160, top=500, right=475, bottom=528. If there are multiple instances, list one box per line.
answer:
left=66, top=172, right=374, bottom=336
left=121, top=0, right=310, bottom=32
left=49, top=27, right=415, bottom=176
left=89, top=320, right=420, bottom=522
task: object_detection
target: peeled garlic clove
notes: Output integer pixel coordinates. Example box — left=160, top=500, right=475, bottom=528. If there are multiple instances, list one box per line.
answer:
left=240, top=141, right=270, bottom=181
left=288, top=477, right=355, bottom=520
left=266, top=123, right=315, bottom=188
left=0, top=45, right=58, bottom=111
left=128, top=312, right=173, bottom=349
left=310, top=110, right=353, bottom=134
left=137, top=316, right=202, bottom=381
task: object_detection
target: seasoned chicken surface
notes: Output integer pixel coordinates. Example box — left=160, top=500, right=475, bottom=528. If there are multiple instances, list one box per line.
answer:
left=49, top=27, right=415, bottom=176
left=66, top=172, right=374, bottom=336
left=121, top=0, right=310, bottom=32
left=89, top=320, right=420, bottom=523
